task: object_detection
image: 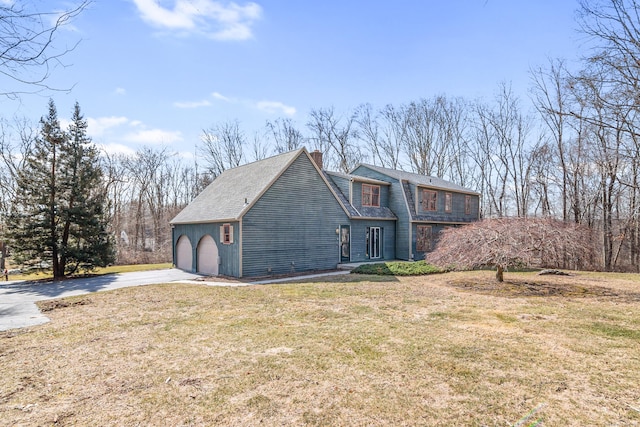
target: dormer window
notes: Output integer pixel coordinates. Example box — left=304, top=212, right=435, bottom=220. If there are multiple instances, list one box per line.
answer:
left=362, top=184, right=380, bottom=207
left=445, top=193, right=452, bottom=213
left=422, top=189, right=437, bottom=211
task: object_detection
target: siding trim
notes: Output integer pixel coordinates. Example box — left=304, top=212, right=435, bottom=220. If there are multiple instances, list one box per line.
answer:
left=410, top=219, right=475, bottom=225
left=172, top=217, right=237, bottom=225
left=349, top=179, right=353, bottom=206
left=416, top=183, right=480, bottom=196
left=399, top=179, right=413, bottom=260
left=239, top=217, right=243, bottom=277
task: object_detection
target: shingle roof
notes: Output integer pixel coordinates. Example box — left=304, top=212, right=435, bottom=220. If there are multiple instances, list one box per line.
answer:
left=353, top=164, right=479, bottom=195
left=170, top=149, right=302, bottom=224
left=324, top=170, right=390, bottom=186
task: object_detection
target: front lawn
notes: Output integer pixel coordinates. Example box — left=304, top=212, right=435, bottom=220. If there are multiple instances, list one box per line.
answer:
left=1, top=270, right=639, bottom=425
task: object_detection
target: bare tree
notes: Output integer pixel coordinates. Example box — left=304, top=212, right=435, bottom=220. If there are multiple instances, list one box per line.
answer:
left=307, top=106, right=361, bottom=173
left=530, top=58, right=573, bottom=221
left=265, top=118, right=304, bottom=154
left=0, top=1, right=89, bottom=99
left=355, top=103, right=404, bottom=169
left=0, top=117, right=35, bottom=269
left=199, top=120, right=245, bottom=178
left=427, top=217, right=595, bottom=282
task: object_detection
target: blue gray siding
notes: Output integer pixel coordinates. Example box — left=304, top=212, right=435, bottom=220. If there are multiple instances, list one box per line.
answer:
left=349, top=219, right=396, bottom=262
left=351, top=165, right=411, bottom=260
left=412, top=222, right=459, bottom=261
left=172, top=221, right=241, bottom=277
left=414, top=185, right=479, bottom=222
left=351, top=181, right=390, bottom=211
left=242, top=154, right=349, bottom=277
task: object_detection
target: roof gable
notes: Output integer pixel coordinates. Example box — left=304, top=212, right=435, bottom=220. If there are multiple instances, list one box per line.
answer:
left=170, top=149, right=303, bottom=224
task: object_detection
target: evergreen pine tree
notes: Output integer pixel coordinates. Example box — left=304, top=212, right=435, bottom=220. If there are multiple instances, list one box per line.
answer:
left=7, top=100, right=114, bottom=278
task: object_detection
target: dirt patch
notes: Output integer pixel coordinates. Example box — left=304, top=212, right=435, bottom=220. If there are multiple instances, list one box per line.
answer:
left=447, top=277, right=640, bottom=300
left=37, top=298, right=91, bottom=312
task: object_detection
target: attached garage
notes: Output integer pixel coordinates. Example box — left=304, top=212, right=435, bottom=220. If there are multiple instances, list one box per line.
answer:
left=175, top=235, right=192, bottom=271
left=197, top=234, right=219, bottom=275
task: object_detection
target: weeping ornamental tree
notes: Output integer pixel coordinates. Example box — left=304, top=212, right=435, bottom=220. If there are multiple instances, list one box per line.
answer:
left=426, top=217, right=595, bottom=282
left=7, top=100, right=114, bottom=278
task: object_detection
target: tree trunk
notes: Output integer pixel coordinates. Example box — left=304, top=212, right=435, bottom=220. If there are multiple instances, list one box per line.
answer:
left=496, top=265, right=504, bottom=282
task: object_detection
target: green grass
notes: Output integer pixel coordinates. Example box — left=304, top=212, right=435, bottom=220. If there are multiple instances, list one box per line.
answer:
left=351, top=260, right=442, bottom=276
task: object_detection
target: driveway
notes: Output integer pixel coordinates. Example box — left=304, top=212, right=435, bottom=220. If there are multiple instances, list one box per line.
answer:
left=0, top=269, right=202, bottom=331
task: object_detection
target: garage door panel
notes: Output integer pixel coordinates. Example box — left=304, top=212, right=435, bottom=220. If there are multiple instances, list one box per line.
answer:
left=197, top=235, right=218, bottom=275
left=176, top=235, right=192, bottom=271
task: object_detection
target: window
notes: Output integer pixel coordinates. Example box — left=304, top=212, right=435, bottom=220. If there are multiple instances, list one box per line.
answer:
left=465, top=195, right=472, bottom=215
left=445, top=193, right=452, bottom=213
left=422, top=189, right=437, bottom=211
left=220, top=223, right=233, bottom=244
left=416, top=225, right=432, bottom=252
left=362, top=184, right=380, bottom=207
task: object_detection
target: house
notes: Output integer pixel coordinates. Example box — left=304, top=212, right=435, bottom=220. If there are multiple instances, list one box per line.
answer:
left=170, top=148, right=480, bottom=278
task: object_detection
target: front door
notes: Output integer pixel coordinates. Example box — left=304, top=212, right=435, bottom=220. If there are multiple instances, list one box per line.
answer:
left=340, top=225, right=350, bottom=262
left=367, top=227, right=382, bottom=259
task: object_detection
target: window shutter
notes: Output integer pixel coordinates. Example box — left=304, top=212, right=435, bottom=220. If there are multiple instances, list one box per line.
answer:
left=220, top=225, right=224, bottom=243
left=229, top=225, right=234, bottom=244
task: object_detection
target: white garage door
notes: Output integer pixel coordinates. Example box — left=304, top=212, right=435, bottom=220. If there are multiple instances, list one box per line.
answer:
left=175, top=235, right=192, bottom=271
left=197, top=235, right=219, bottom=275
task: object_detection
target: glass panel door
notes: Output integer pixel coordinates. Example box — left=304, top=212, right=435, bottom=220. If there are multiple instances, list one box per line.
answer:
left=369, top=227, right=381, bottom=259
left=340, top=225, right=350, bottom=263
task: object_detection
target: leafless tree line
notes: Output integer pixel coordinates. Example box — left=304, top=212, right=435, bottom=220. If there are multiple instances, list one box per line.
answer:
left=0, top=124, right=210, bottom=265
left=1, top=0, right=639, bottom=271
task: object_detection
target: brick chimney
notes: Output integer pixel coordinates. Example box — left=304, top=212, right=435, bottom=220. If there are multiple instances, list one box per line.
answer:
left=310, top=150, right=323, bottom=170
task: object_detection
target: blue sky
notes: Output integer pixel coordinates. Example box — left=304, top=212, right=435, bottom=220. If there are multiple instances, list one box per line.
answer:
left=1, top=0, right=584, bottom=158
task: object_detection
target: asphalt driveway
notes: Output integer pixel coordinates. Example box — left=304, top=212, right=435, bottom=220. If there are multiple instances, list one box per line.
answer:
left=0, top=269, right=202, bottom=331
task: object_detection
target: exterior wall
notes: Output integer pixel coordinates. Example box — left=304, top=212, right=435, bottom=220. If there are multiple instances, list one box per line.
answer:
left=349, top=219, right=396, bottom=262
left=351, top=180, right=390, bottom=210
left=172, top=222, right=240, bottom=277
left=242, top=154, right=349, bottom=277
left=412, top=222, right=460, bottom=261
left=351, top=166, right=411, bottom=260
left=414, top=185, right=480, bottom=222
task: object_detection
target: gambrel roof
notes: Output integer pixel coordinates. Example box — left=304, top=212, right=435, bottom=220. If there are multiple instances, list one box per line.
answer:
left=353, top=164, right=480, bottom=195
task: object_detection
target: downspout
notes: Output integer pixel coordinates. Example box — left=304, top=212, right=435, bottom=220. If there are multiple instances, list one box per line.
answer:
left=408, top=221, right=413, bottom=261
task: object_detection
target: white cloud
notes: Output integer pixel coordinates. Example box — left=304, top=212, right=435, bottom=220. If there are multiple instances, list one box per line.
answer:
left=124, top=128, right=184, bottom=144
left=115, top=87, right=127, bottom=95
left=131, top=0, right=262, bottom=40
left=256, top=100, right=296, bottom=116
left=211, top=91, right=231, bottom=101
left=97, top=143, right=137, bottom=156
left=87, top=116, right=129, bottom=137
left=174, top=99, right=212, bottom=108
left=209, top=91, right=296, bottom=117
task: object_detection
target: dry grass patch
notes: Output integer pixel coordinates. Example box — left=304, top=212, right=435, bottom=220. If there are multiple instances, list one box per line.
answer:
left=0, top=271, right=639, bottom=425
